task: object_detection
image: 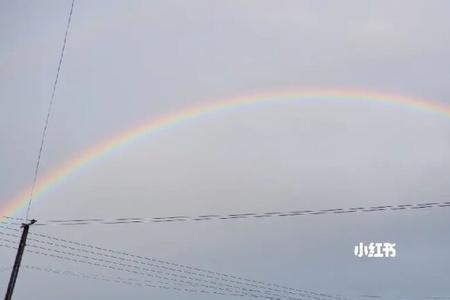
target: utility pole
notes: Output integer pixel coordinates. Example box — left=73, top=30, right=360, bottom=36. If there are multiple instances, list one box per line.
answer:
left=3, top=219, right=36, bottom=300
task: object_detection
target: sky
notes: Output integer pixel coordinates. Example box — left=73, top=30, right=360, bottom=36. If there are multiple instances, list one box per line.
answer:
left=1, top=0, right=450, bottom=299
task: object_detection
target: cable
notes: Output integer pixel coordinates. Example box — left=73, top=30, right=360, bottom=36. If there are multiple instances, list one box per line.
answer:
left=25, top=0, right=76, bottom=220
left=7, top=201, right=449, bottom=227
left=0, top=241, right=259, bottom=299
left=0, top=224, right=345, bottom=300
left=0, top=237, right=300, bottom=300
left=0, top=225, right=342, bottom=299
left=21, top=264, right=247, bottom=298
left=0, top=234, right=291, bottom=299
left=1, top=240, right=313, bottom=300
left=28, top=231, right=342, bottom=300
left=0, top=244, right=245, bottom=299
left=21, top=262, right=450, bottom=300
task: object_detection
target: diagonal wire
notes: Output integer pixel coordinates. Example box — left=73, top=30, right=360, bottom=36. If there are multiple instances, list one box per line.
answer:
left=0, top=237, right=308, bottom=300
left=0, top=244, right=246, bottom=299
left=0, top=238, right=269, bottom=299
left=20, top=264, right=450, bottom=300
left=25, top=0, right=76, bottom=220
left=0, top=224, right=346, bottom=300
left=21, top=264, right=247, bottom=298
left=3, top=241, right=330, bottom=300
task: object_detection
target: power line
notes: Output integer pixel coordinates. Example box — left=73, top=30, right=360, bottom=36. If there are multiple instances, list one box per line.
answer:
left=25, top=0, right=75, bottom=221
left=5, top=201, right=448, bottom=227
left=0, top=225, right=344, bottom=300
left=20, top=264, right=450, bottom=300
left=22, top=265, right=190, bottom=293
left=0, top=235, right=317, bottom=300
left=0, top=244, right=246, bottom=299
left=20, top=264, right=258, bottom=299
left=0, top=242, right=256, bottom=299
left=21, top=237, right=279, bottom=298
left=0, top=241, right=308, bottom=300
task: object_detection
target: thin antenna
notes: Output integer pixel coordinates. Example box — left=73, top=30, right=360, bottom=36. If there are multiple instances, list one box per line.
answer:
left=25, top=0, right=76, bottom=220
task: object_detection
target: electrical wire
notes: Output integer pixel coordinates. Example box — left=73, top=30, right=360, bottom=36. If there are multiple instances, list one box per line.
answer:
left=28, top=229, right=346, bottom=300
left=25, top=0, right=76, bottom=221
left=20, top=264, right=297, bottom=299
left=0, top=239, right=303, bottom=300
left=4, top=201, right=448, bottom=227
left=1, top=245, right=248, bottom=299
left=0, top=225, right=344, bottom=300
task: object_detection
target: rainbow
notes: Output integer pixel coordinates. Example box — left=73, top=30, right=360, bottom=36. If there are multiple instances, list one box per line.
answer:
left=2, top=88, right=450, bottom=221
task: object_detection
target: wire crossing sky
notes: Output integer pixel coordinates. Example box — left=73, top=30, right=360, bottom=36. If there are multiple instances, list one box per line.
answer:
left=0, top=226, right=345, bottom=300
left=25, top=0, right=75, bottom=221
left=2, top=201, right=449, bottom=226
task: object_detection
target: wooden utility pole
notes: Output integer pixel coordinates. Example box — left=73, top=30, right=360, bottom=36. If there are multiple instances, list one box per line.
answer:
left=3, top=219, right=36, bottom=300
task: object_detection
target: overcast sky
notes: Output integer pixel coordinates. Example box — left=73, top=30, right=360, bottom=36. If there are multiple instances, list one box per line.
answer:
left=1, top=1, right=450, bottom=299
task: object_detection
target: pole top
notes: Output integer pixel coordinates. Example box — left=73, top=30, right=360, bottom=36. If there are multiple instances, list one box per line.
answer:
left=21, top=219, right=37, bottom=228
